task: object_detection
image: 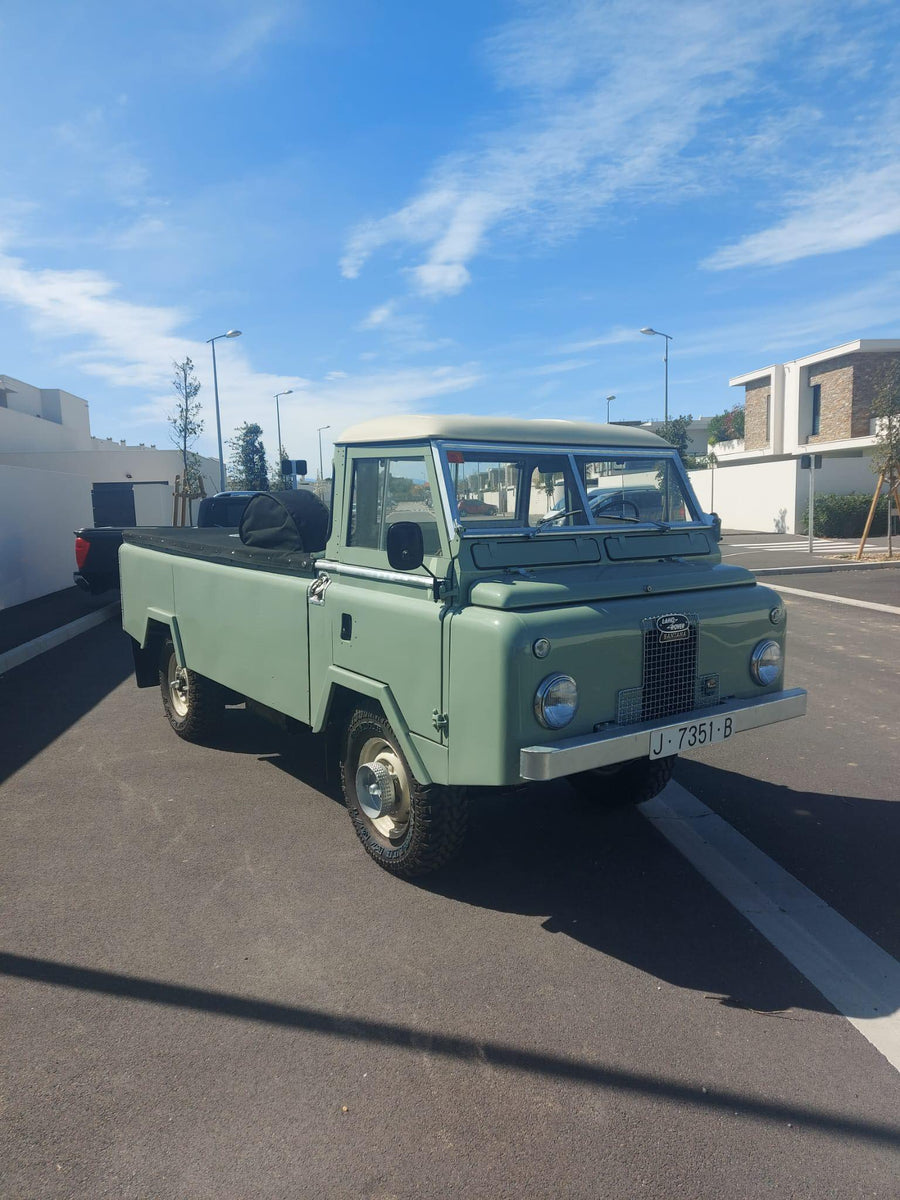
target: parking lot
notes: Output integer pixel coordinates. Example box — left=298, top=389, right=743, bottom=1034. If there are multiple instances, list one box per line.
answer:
left=2, top=563, right=899, bottom=1198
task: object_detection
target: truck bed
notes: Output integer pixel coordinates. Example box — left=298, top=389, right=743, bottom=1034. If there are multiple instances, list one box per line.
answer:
left=122, top=527, right=319, bottom=579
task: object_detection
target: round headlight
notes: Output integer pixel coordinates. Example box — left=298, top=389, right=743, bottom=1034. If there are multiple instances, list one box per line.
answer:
left=750, top=639, right=782, bottom=686
left=534, top=673, right=578, bottom=729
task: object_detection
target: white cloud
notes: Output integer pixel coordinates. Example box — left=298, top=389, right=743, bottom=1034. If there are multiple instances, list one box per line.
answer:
left=408, top=262, right=471, bottom=298
left=558, top=326, right=641, bottom=353
left=0, top=248, right=482, bottom=462
left=359, top=301, right=397, bottom=329
left=341, top=0, right=832, bottom=298
left=703, top=161, right=900, bottom=270
left=680, top=273, right=900, bottom=362
left=207, top=8, right=289, bottom=72
left=528, top=358, right=594, bottom=376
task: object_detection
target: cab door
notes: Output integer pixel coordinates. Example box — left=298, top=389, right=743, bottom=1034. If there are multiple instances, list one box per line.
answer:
left=327, top=448, right=449, bottom=749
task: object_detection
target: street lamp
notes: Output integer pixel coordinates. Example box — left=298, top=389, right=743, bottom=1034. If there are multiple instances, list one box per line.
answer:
left=606, top=394, right=616, bottom=423
left=317, top=425, right=331, bottom=482
left=206, top=329, right=242, bottom=491
left=640, top=327, right=672, bottom=425
left=274, top=390, right=293, bottom=485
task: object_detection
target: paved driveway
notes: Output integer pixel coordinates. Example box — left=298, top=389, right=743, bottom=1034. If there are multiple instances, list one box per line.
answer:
left=2, top=592, right=899, bottom=1199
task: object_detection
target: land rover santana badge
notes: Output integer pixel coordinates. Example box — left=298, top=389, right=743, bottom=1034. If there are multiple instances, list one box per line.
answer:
left=656, top=613, right=690, bottom=642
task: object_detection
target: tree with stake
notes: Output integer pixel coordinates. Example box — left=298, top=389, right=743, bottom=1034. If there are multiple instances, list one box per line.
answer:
left=858, top=359, right=900, bottom=558
left=227, top=422, right=269, bottom=491
left=168, top=357, right=205, bottom=522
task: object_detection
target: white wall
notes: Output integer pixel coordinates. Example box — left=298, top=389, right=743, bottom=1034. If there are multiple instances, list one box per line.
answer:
left=133, top=482, right=177, bottom=525
left=689, top=458, right=799, bottom=533
left=0, top=447, right=218, bottom=493
left=0, top=463, right=93, bottom=610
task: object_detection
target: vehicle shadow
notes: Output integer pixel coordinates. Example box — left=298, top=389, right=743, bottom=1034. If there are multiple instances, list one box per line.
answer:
left=411, top=770, right=900, bottom=1022
left=676, top=758, right=900, bottom=962
left=184, top=714, right=900, bottom=1022
left=0, top=622, right=132, bottom=784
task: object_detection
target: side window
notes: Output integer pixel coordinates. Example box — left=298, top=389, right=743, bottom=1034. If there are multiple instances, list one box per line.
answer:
left=347, top=456, right=437, bottom=552
left=384, top=458, right=431, bottom=528
left=347, top=458, right=386, bottom=548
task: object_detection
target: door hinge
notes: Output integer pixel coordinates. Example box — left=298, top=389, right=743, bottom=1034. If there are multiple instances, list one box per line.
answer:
left=432, top=710, right=449, bottom=735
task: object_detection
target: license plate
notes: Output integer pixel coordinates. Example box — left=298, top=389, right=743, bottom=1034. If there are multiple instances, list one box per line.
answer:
left=648, top=714, right=734, bottom=759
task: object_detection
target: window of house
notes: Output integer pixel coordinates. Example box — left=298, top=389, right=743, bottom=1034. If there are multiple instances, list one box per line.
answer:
left=347, top=456, right=438, bottom=553
left=811, top=383, right=821, bottom=436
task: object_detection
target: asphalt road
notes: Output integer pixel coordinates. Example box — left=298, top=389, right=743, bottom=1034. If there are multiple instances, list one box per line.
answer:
left=2, top=581, right=899, bottom=1199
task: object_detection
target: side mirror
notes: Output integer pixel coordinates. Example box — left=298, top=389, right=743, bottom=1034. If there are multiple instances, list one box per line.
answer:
left=709, top=512, right=722, bottom=542
left=386, top=521, right=425, bottom=571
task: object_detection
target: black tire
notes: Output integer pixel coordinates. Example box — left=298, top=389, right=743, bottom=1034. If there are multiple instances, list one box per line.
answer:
left=158, top=638, right=225, bottom=742
left=568, top=755, right=676, bottom=807
left=340, top=706, right=468, bottom=877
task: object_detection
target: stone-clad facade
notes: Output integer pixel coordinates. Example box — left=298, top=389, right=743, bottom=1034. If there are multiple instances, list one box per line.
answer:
left=733, top=344, right=899, bottom=450
left=743, top=379, right=771, bottom=450
left=722, top=339, right=900, bottom=535
left=805, top=351, right=897, bottom=444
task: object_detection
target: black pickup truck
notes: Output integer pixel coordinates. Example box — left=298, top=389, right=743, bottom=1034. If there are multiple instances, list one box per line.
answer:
left=74, top=490, right=263, bottom=594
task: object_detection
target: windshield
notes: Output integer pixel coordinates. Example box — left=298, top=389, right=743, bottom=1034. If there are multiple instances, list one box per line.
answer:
left=440, top=446, right=701, bottom=531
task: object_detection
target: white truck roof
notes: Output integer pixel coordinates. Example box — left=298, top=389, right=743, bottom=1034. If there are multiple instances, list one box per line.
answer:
left=335, top=414, right=671, bottom=448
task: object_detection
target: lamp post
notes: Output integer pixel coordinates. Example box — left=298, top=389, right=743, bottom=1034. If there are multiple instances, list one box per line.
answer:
left=317, top=425, right=330, bottom=482
left=274, top=390, right=293, bottom=485
left=206, top=329, right=242, bottom=491
left=640, top=327, right=672, bottom=425
left=606, top=394, right=616, bottom=423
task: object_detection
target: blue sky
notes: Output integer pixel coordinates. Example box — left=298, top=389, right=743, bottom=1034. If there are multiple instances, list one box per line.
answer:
left=2, top=0, right=899, bottom=469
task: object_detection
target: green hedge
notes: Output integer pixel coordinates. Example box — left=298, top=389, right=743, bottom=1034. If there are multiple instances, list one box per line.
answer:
left=800, top=491, right=896, bottom=537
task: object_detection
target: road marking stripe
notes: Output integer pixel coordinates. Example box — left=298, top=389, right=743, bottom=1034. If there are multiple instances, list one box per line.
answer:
left=725, top=541, right=868, bottom=549
left=0, top=604, right=119, bottom=675
left=642, top=783, right=900, bottom=1073
left=774, top=585, right=900, bottom=615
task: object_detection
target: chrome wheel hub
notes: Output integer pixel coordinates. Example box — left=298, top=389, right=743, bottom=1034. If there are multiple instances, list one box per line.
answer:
left=355, top=737, right=411, bottom=841
left=167, top=656, right=189, bottom=718
left=356, top=760, right=397, bottom=820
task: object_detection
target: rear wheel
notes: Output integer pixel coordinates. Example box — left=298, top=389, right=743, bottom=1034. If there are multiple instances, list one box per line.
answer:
left=158, top=638, right=224, bottom=741
left=568, top=755, right=676, bottom=807
left=340, top=707, right=468, bottom=876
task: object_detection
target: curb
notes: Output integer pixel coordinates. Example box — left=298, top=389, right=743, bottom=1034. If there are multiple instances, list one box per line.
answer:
left=753, top=561, right=900, bottom=577
left=0, top=603, right=119, bottom=676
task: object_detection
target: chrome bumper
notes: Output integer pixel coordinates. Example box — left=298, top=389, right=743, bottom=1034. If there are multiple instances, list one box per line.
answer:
left=518, top=688, right=807, bottom=782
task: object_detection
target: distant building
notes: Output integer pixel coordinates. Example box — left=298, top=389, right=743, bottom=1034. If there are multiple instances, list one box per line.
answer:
left=612, top=417, right=713, bottom=458
left=686, top=340, right=900, bottom=533
left=1, top=374, right=219, bottom=608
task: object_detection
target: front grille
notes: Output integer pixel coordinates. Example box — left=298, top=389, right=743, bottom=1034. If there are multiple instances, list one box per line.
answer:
left=614, top=613, right=703, bottom=726
left=640, top=613, right=698, bottom=721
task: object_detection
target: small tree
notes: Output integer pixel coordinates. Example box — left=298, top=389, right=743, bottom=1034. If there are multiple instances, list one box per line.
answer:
left=870, top=358, right=900, bottom=556
left=227, top=422, right=269, bottom=490
left=707, top=405, right=745, bottom=446
left=168, top=358, right=205, bottom=509
left=656, top=413, right=694, bottom=464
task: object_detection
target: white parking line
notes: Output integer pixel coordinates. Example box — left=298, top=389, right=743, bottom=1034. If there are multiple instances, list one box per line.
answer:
left=0, top=604, right=119, bottom=676
left=774, top=585, right=900, bottom=615
left=642, top=783, right=900, bottom=1073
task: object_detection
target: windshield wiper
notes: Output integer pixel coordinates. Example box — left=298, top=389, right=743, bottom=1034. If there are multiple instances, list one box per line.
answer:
left=592, top=513, right=670, bottom=531
left=536, top=510, right=671, bottom=533
left=534, top=508, right=586, bottom=532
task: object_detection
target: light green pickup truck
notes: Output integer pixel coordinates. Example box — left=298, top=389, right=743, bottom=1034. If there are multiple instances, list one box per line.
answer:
left=121, top=415, right=806, bottom=876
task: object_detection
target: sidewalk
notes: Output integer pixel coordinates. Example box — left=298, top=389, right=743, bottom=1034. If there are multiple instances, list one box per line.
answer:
left=0, top=586, right=119, bottom=656
left=719, top=531, right=899, bottom=575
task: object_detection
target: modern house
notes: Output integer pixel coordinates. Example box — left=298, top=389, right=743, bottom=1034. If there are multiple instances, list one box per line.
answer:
left=1, top=374, right=219, bottom=608
left=688, top=340, right=899, bottom=533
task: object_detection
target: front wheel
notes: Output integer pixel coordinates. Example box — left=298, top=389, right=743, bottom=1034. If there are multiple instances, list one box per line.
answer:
left=158, top=638, right=225, bottom=742
left=340, top=707, right=468, bottom=877
left=568, top=755, right=676, bottom=807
